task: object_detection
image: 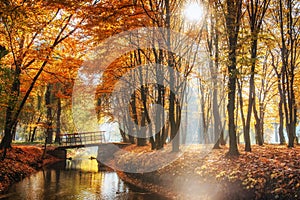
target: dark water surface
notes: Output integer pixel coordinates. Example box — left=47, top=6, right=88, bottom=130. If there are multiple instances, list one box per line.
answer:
left=1, top=159, right=164, bottom=200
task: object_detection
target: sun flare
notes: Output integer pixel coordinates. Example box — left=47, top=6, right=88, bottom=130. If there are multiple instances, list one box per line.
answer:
left=184, top=2, right=203, bottom=22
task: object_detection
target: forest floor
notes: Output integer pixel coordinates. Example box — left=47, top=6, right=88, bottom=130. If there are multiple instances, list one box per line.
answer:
left=114, top=144, right=300, bottom=200
left=0, top=145, right=61, bottom=193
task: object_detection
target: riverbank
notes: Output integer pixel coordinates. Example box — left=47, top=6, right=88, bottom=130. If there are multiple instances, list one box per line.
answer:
left=113, top=144, right=300, bottom=199
left=0, top=145, right=61, bottom=193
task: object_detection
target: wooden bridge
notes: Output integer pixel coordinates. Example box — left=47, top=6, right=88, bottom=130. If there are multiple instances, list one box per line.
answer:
left=58, top=131, right=107, bottom=149
left=50, top=131, right=130, bottom=159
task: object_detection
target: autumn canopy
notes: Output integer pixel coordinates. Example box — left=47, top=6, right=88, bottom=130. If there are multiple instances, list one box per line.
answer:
left=0, top=0, right=299, bottom=157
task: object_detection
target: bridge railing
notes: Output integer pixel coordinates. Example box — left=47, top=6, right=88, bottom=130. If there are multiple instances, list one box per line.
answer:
left=59, top=131, right=106, bottom=146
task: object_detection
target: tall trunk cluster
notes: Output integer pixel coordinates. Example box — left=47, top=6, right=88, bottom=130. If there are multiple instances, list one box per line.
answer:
left=279, top=0, right=298, bottom=147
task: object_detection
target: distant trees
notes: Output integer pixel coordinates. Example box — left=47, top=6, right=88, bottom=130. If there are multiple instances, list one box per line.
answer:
left=276, top=0, right=299, bottom=147
left=0, top=0, right=299, bottom=159
left=269, top=0, right=299, bottom=148
left=95, top=0, right=207, bottom=151
left=214, top=0, right=299, bottom=155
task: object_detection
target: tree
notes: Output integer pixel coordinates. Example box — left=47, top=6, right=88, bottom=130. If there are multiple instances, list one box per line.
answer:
left=45, top=83, right=54, bottom=144
left=270, top=49, right=286, bottom=145
left=0, top=0, right=88, bottom=156
left=225, top=0, right=243, bottom=156
left=267, top=0, right=300, bottom=147
left=252, top=51, right=277, bottom=145
left=278, top=0, right=299, bottom=147
left=205, top=0, right=224, bottom=149
left=242, top=0, right=271, bottom=150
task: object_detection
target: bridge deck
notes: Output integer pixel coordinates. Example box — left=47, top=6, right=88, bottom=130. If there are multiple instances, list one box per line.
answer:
left=58, top=131, right=130, bottom=149
left=59, top=131, right=106, bottom=148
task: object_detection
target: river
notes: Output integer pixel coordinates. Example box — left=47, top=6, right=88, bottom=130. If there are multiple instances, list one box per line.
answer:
left=1, top=149, right=164, bottom=200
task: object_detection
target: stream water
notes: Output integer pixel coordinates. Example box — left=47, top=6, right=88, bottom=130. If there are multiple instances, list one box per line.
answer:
left=1, top=149, right=164, bottom=200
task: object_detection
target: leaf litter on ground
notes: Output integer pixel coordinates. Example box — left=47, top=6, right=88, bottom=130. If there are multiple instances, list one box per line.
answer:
left=115, top=144, right=300, bottom=199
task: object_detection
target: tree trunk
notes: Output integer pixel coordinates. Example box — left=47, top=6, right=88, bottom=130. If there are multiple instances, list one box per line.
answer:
left=45, top=83, right=53, bottom=144
left=126, top=113, right=135, bottom=143
left=54, top=97, right=61, bottom=143
left=237, top=80, right=250, bottom=150
left=225, top=0, right=242, bottom=156
left=278, top=0, right=297, bottom=148
left=11, top=121, right=17, bottom=141
left=152, top=47, right=165, bottom=149
left=137, top=110, right=147, bottom=146
left=130, top=90, right=139, bottom=139
left=207, top=5, right=222, bottom=149
left=253, top=99, right=263, bottom=145
left=27, top=126, right=32, bottom=142
left=278, top=76, right=286, bottom=144
left=244, top=35, right=257, bottom=150
left=164, top=0, right=179, bottom=152
left=155, top=85, right=163, bottom=149
left=200, top=91, right=209, bottom=144
left=220, top=106, right=226, bottom=145
left=136, top=50, right=148, bottom=147
left=0, top=59, right=21, bottom=150
left=119, top=128, right=129, bottom=143
left=181, top=94, right=188, bottom=145
left=126, top=114, right=135, bottom=144
left=288, top=0, right=296, bottom=147
left=31, top=115, right=41, bottom=142
left=212, top=72, right=222, bottom=149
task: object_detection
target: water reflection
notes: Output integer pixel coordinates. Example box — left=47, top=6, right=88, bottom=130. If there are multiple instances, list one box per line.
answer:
left=2, top=159, right=163, bottom=200
left=65, top=159, right=99, bottom=172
